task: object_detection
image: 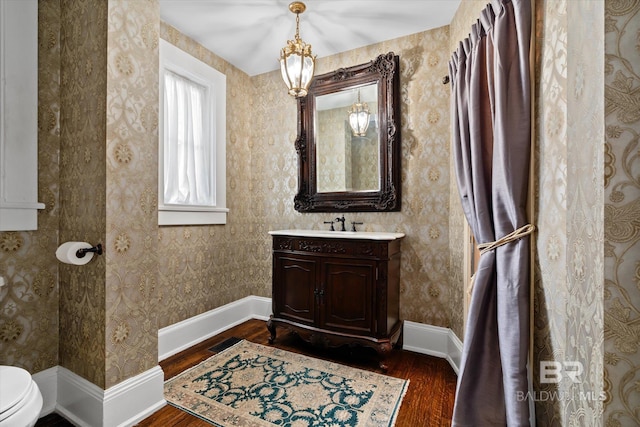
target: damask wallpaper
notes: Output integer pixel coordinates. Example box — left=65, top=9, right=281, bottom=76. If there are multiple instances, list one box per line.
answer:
left=260, top=28, right=453, bottom=327
left=315, top=104, right=379, bottom=193
left=317, top=108, right=352, bottom=192
left=103, top=0, right=160, bottom=388
left=0, top=0, right=161, bottom=389
left=1, top=4, right=452, bottom=386
left=533, top=0, right=606, bottom=424
left=604, top=1, right=640, bottom=425
left=156, top=24, right=453, bottom=331
left=316, top=102, right=380, bottom=192
left=451, top=0, right=608, bottom=425
left=1, top=4, right=632, bottom=426
left=57, top=0, right=109, bottom=387
left=350, top=130, right=380, bottom=192
left=59, top=0, right=161, bottom=389
left=157, top=22, right=259, bottom=329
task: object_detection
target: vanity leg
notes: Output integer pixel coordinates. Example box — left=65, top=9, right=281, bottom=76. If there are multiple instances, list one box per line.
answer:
left=377, top=342, right=393, bottom=372
left=266, top=318, right=276, bottom=344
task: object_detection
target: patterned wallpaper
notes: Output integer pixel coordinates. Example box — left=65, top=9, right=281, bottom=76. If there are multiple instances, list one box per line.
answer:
left=350, top=121, right=380, bottom=192
left=58, top=0, right=162, bottom=390
left=2, top=7, right=628, bottom=425
left=316, top=104, right=380, bottom=193
left=564, top=0, right=604, bottom=423
left=604, top=1, right=640, bottom=425
left=251, top=27, right=454, bottom=328
left=58, top=0, right=109, bottom=387
left=156, top=22, right=258, bottom=329
left=0, top=0, right=499, bottom=390
left=533, top=0, right=571, bottom=418
left=157, top=25, right=453, bottom=331
left=317, top=108, right=351, bottom=192
left=1, top=3, right=453, bottom=386
left=534, top=0, right=606, bottom=424
left=103, top=0, right=160, bottom=388
left=451, top=0, right=607, bottom=425
left=0, top=0, right=161, bottom=388
left=318, top=30, right=453, bottom=326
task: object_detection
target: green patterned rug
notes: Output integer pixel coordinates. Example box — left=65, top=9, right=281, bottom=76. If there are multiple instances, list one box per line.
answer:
left=164, top=340, right=409, bottom=426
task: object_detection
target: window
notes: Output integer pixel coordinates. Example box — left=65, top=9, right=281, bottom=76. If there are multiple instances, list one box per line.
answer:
left=159, top=39, right=227, bottom=225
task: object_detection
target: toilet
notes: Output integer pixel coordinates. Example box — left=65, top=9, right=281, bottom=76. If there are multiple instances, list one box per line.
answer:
left=0, top=366, right=43, bottom=427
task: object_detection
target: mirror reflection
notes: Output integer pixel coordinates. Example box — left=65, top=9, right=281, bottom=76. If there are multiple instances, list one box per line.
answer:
left=315, top=83, right=379, bottom=193
left=294, top=52, right=400, bottom=213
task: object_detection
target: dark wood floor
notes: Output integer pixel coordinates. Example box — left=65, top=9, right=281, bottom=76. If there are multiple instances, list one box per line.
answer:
left=38, top=319, right=457, bottom=426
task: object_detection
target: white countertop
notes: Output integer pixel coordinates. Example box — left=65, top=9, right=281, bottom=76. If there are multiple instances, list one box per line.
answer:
left=269, top=229, right=405, bottom=241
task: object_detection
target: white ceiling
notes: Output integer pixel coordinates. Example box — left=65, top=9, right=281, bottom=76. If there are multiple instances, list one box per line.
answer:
left=159, top=0, right=461, bottom=76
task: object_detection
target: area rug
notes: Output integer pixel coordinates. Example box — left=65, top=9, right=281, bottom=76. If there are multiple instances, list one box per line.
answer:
left=164, top=339, right=409, bottom=427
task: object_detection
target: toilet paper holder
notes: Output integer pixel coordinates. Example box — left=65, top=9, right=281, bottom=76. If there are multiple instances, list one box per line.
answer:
left=76, top=243, right=103, bottom=258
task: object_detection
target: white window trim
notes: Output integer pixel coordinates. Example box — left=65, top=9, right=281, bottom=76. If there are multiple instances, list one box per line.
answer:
left=0, top=0, right=45, bottom=231
left=158, top=39, right=227, bottom=226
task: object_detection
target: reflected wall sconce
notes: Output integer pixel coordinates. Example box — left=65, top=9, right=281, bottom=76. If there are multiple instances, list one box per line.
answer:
left=348, top=90, right=371, bottom=136
left=279, top=1, right=316, bottom=98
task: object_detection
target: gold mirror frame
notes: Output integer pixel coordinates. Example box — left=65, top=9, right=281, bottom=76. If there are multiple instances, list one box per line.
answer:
left=294, top=52, right=401, bottom=212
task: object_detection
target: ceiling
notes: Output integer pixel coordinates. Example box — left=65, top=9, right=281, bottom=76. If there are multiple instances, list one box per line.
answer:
left=159, top=0, right=461, bottom=76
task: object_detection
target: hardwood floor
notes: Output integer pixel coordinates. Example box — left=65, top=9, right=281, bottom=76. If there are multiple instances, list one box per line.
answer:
left=38, top=319, right=457, bottom=426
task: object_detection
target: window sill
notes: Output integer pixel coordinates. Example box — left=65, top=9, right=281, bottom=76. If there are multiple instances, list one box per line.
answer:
left=158, top=206, right=229, bottom=226
left=0, top=202, right=45, bottom=231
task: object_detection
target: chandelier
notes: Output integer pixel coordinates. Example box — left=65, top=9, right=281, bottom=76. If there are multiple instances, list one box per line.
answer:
left=348, top=90, right=371, bottom=136
left=279, top=2, right=316, bottom=98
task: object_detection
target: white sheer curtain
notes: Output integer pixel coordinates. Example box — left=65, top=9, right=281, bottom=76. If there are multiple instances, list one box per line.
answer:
left=163, top=70, right=213, bottom=206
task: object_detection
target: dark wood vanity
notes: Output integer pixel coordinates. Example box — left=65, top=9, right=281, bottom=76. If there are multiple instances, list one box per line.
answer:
left=267, top=230, right=404, bottom=370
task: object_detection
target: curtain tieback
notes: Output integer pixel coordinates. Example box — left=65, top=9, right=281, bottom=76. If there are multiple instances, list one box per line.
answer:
left=467, top=224, right=536, bottom=295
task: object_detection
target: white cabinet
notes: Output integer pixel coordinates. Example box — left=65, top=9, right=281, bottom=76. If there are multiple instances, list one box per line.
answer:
left=0, top=0, right=44, bottom=231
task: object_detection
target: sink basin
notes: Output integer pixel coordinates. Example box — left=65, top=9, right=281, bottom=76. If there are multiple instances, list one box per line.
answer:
left=269, top=229, right=405, bottom=240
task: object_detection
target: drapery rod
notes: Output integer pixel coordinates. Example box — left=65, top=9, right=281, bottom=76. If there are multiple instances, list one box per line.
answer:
left=442, top=75, right=450, bottom=84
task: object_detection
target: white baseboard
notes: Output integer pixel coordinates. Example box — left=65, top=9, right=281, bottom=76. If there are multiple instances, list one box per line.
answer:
left=54, top=365, right=165, bottom=427
left=103, top=366, right=166, bottom=427
left=158, top=296, right=461, bottom=374
left=32, top=295, right=460, bottom=426
left=33, top=366, right=58, bottom=417
left=32, top=365, right=166, bottom=427
left=402, top=320, right=463, bottom=374
left=158, top=295, right=272, bottom=361
left=447, top=329, right=463, bottom=374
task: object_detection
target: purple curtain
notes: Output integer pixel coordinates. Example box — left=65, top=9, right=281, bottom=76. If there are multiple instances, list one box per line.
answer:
left=449, top=0, right=532, bottom=425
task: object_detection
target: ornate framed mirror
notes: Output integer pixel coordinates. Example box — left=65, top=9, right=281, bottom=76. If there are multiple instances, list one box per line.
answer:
left=294, top=52, right=401, bottom=212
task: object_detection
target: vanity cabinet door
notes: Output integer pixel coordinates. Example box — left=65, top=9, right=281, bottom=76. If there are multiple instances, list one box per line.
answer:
left=268, top=233, right=403, bottom=370
left=320, top=259, right=376, bottom=336
left=273, top=254, right=318, bottom=326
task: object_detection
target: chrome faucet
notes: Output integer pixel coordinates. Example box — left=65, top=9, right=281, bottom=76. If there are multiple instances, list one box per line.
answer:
left=334, top=215, right=346, bottom=231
